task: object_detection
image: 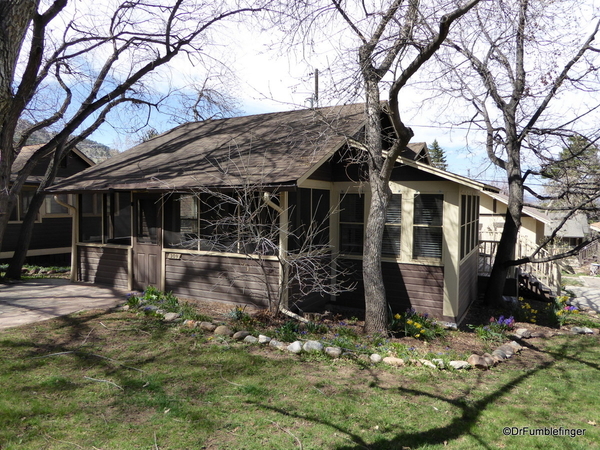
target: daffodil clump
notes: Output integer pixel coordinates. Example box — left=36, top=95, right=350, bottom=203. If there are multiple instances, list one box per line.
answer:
left=390, top=308, right=447, bottom=341
left=554, top=295, right=579, bottom=326
left=516, top=297, right=542, bottom=324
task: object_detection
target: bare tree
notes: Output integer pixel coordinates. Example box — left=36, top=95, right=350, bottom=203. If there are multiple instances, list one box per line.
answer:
left=437, top=0, right=600, bottom=305
left=0, top=0, right=265, bottom=279
left=283, top=0, right=481, bottom=333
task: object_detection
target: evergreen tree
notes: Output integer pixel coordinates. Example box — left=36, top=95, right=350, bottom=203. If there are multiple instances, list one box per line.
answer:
left=428, top=140, right=448, bottom=170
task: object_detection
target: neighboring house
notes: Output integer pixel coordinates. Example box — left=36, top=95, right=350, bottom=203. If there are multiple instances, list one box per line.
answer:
left=478, top=191, right=561, bottom=297
left=49, top=104, right=497, bottom=324
left=544, top=212, right=590, bottom=248
left=1, top=145, right=94, bottom=264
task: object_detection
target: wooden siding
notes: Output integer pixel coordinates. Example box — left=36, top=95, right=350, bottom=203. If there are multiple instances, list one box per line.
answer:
left=458, top=251, right=479, bottom=321
left=2, top=217, right=72, bottom=252
left=165, top=253, right=278, bottom=308
left=78, top=246, right=129, bottom=289
left=335, top=259, right=444, bottom=318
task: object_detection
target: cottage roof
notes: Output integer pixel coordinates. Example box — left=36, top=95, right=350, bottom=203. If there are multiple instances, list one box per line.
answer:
left=12, top=144, right=94, bottom=184
left=483, top=192, right=552, bottom=224
left=544, top=212, right=590, bottom=238
left=49, top=104, right=439, bottom=193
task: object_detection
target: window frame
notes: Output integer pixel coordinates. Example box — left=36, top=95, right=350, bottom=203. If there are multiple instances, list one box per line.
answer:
left=412, top=193, right=444, bottom=260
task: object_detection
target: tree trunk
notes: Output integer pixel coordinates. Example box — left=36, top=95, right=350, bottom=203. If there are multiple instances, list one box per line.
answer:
left=0, top=0, right=37, bottom=257
left=362, top=79, right=390, bottom=334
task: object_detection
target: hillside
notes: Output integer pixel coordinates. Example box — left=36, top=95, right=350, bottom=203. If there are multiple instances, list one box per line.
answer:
left=15, top=120, right=118, bottom=163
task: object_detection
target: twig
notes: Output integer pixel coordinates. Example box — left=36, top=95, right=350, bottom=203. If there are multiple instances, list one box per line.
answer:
left=154, top=431, right=159, bottom=449
left=217, top=365, right=243, bottom=387
left=83, top=376, right=124, bottom=390
left=44, top=432, right=84, bottom=449
left=269, top=420, right=303, bottom=449
left=81, top=326, right=96, bottom=346
left=31, top=351, right=74, bottom=359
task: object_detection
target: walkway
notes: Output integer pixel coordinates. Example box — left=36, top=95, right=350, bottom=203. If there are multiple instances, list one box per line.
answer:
left=0, top=279, right=127, bottom=330
left=564, top=276, right=600, bottom=312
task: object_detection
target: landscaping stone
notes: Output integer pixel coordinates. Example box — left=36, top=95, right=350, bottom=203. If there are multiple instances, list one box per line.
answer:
left=482, top=353, right=496, bottom=367
left=325, top=347, right=342, bottom=358
left=497, top=345, right=514, bottom=358
left=269, top=339, right=282, bottom=348
left=515, top=328, right=531, bottom=338
left=370, top=354, right=383, bottom=363
left=233, top=331, right=251, bottom=341
left=492, top=349, right=508, bottom=360
left=449, top=361, right=471, bottom=370
left=199, top=322, right=217, bottom=332
left=163, top=312, right=180, bottom=322
left=572, top=326, right=594, bottom=335
left=467, top=354, right=489, bottom=369
left=244, top=335, right=258, bottom=343
left=431, top=358, right=445, bottom=369
left=258, top=335, right=271, bottom=344
left=303, top=340, right=324, bottom=352
left=383, top=356, right=405, bottom=367
left=214, top=325, right=234, bottom=337
left=183, top=319, right=197, bottom=328
left=142, top=305, right=158, bottom=313
left=507, top=341, right=523, bottom=352
left=420, top=359, right=437, bottom=369
left=439, top=322, right=458, bottom=331
left=287, top=341, right=303, bottom=353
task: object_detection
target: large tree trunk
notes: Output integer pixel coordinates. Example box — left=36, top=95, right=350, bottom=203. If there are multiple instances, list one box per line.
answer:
left=0, top=0, right=38, bottom=257
left=362, top=80, right=390, bottom=334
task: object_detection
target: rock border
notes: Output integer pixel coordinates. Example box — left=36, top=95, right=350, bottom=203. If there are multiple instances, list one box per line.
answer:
left=121, top=304, right=599, bottom=372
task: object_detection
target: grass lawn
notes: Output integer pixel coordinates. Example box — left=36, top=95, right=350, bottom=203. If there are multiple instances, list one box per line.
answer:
left=0, top=308, right=599, bottom=449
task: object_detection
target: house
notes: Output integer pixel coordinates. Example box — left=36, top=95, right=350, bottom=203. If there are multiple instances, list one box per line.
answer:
left=544, top=212, right=590, bottom=248
left=478, top=191, right=561, bottom=298
left=48, top=104, right=497, bottom=324
left=1, top=145, right=95, bottom=264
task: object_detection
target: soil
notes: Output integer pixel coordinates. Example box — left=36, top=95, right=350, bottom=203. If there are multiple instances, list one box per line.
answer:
left=180, top=294, right=592, bottom=361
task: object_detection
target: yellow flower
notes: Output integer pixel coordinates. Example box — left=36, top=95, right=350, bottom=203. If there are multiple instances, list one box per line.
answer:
left=415, top=334, right=421, bottom=338
left=415, top=323, right=422, bottom=328
left=531, top=319, right=536, bottom=323
left=407, top=319, right=413, bottom=325
left=394, top=313, right=401, bottom=319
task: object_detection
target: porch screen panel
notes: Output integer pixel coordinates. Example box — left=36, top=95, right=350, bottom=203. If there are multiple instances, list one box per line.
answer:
left=164, top=194, right=199, bottom=249
left=382, top=194, right=402, bottom=257
left=79, top=193, right=102, bottom=243
left=413, top=194, right=443, bottom=259
left=137, top=198, right=160, bottom=245
left=112, top=192, right=132, bottom=245
left=339, top=193, right=364, bottom=255
left=289, top=188, right=330, bottom=251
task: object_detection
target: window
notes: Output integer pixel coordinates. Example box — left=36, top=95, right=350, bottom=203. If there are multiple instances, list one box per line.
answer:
left=288, top=188, right=330, bottom=251
left=413, top=194, right=443, bottom=259
left=79, top=193, right=103, bottom=243
left=164, top=192, right=279, bottom=255
left=45, top=194, right=70, bottom=216
left=79, top=192, right=132, bottom=245
left=339, top=193, right=364, bottom=255
left=382, top=194, right=402, bottom=257
left=460, top=194, right=480, bottom=259
left=164, top=194, right=199, bottom=249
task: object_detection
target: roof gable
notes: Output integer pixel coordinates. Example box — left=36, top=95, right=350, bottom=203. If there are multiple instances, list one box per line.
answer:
left=50, top=104, right=366, bottom=192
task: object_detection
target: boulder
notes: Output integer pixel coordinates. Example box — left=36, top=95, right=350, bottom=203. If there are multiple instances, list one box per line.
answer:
left=199, top=322, right=217, bottom=332
left=449, top=361, right=471, bottom=370
left=243, top=335, right=259, bottom=343
left=233, top=331, right=251, bottom=341
left=325, top=347, right=342, bottom=358
left=370, top=354, right=383, bottom=363
left=214, top=325, right=234, bottom=337
left=382, top=356, right=405, bottom=367
left=258, top=335, right=272, bottom=344
left=467, top=354, right=489, bottom=369
left=287, top=341, right=303, bottom=354
left=303, top=340, right=324, bottom=352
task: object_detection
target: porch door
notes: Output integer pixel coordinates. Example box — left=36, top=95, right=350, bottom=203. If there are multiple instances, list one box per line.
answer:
left=133, top=193, right=162, bottom=291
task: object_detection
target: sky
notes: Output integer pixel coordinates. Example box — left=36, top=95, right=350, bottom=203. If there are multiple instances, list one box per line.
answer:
left=76, top=0, right=594, bottom=190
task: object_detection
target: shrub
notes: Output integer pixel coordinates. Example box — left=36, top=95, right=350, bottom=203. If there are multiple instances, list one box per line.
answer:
left=553, top=295, right=580, bottom=326
left=390, top=308, right=447, bottom=341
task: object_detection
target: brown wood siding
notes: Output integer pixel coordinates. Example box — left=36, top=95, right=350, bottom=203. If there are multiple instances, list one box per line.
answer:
left=78, top=246, right=129, bottom=289
left=458, top=251, right=479, bottom=321
left=307, top=160, right=332, bottom=181
left=335, top=260, right=444, bottom=318
left=165, top=253, right=278, bottom=308
left=2, top=217, right=72, bottom=252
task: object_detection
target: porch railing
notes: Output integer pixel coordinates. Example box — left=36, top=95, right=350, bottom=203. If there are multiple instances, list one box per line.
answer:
left=479, top=238, right=561, bottom=297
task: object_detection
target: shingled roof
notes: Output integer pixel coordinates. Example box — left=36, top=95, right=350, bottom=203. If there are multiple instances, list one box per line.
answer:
left=50, top=104, right=378, bottom=192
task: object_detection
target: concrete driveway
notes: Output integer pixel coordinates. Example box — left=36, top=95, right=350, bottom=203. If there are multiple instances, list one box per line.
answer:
left=564, top=276, right=600, bottom=312
left=0, top=279, right=128, bottom=331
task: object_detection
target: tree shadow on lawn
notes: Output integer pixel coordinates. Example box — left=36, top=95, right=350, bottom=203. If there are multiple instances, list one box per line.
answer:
left=254, top=338, right=598, bottom=450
